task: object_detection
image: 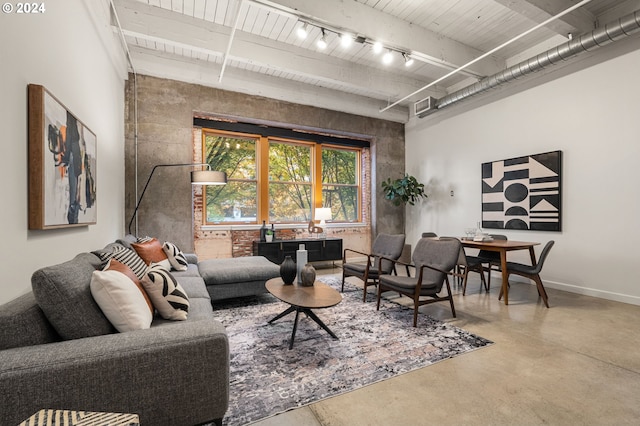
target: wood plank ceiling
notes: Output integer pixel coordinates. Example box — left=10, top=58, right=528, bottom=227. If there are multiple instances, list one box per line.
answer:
left=112, top=0, right=639, bottom=122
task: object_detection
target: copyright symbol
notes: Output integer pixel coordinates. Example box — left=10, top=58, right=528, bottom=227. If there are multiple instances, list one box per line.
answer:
left=2, top=3, right=13, bottom=13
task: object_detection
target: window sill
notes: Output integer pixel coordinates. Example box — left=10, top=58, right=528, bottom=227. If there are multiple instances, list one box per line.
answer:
left=200, top=222, right=368, bottom=232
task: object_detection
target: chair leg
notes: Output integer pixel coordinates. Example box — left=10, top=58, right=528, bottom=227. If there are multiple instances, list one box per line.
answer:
left=362, top=270, right=369, bottom=302
left=413, top=298, right=419, bottom=327
left=462, top=270, right=469, bottom=295
left=376, top=285, right=382, bottom=311
left=533, top=274, right=550, bottom=308
left=341, top=269, right=346, bottom=292
left=446, top=278, right=456, bottom=318
left=479, top=265, right=488, bottom=293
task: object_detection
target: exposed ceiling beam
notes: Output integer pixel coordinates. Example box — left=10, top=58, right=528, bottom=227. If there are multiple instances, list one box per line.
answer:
left=249, top=0, right=505, bottom=77
left=494, top=0, right=596, bottom=35
left=115, top=0, right=446, bottom=103
left=128, top=45, right=409, bottom=123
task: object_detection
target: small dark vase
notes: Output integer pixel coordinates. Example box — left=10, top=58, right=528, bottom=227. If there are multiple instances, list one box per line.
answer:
left=300, top=264, right=316, bottom=287
left=279, top=256, right=296, bottom=285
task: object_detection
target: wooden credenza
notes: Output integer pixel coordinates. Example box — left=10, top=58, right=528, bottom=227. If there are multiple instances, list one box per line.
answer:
left=253, top=238, right=343, bottom=264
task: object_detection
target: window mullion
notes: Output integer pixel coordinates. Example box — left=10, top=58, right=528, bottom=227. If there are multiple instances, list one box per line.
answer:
left=314, top=144, right=323, bottom=213
left=258, top=136, right=270, bottom=222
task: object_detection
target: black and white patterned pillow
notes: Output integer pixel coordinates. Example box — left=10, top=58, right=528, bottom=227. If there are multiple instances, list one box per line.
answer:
left=141, top=264, right=189, bottom=320
left=162, top=241, right=188, bottom=271
left=95, top=246, right=148, bottom=279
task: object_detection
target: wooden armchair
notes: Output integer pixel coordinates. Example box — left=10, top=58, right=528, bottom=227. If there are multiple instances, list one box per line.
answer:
left=342, top=233, right=406, bottom=302
left=376, top=237, right=461, bottom=326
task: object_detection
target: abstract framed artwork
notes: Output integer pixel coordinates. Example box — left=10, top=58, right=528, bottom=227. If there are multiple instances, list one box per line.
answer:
left=481, top=150, right=562, bottom=231
left=28, top=84, right=97, bottom=230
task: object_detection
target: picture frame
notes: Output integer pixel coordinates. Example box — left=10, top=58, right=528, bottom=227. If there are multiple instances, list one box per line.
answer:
left=481, top=150, right=562, bottom=231
left=28, top=84, right=97, bottom=229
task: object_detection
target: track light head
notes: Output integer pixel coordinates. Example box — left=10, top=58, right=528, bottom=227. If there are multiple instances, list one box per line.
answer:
left=372, top=41, right=383, bottom=54
left=403, top=53, right=414, bottom=67
left=340, top=33, right=353, bottom=48
left=296, top=22, right=308, bottom=39
left=382, top=49, right=393, bottom=64
left=317, top=28, right=327, bottom=49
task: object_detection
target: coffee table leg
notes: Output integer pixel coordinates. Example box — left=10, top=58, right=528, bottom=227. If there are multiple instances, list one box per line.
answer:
left=304, top=308, right=338, bottom=339
left=289, top=309, right=301, bottom=350
left=268, top=305, right=296, bottom=324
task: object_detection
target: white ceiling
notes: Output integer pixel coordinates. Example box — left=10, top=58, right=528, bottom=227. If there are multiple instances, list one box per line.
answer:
left=112, top=0, right=640, bottom=122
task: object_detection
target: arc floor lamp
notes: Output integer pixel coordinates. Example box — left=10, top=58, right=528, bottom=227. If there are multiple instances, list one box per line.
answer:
left=128, top=163, right=227, bottom=236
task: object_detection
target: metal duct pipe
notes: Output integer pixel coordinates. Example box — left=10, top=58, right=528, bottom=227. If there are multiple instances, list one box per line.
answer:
left=435, top=10, right=640, bottom=111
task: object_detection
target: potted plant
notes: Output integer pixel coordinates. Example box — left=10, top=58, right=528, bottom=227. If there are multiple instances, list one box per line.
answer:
left=265, top=228, right=274, bottom=242
left=381, top=174, right=427, bottom=206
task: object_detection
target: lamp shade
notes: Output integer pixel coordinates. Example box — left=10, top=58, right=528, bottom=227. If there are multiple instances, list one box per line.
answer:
left=191, top=170, right=227, bottom=185
left=315, top=207, right=332, bottom=227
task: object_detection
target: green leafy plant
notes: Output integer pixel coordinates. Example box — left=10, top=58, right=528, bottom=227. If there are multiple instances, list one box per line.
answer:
left=381, top=174, right=427, bottom=206
left=265, top=229, right=274, bottom=235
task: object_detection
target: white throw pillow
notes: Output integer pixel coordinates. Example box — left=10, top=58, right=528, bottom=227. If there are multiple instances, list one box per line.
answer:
left=90, top=270, right=153, bottom=332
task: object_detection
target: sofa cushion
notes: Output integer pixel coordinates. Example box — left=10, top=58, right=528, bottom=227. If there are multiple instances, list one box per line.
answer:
left=199, top=256, right=280, bottom=285
left=131, top=238, right=171, bottom=270
left=141, top=265, right=189, bottom=321
left=90, top=268, right=154, bottom=333
left=0, top=293, right=60, bottom=350
left=163, top=241, right=188, bottom=271
left=175, top=276, right=210, bottom=299
left=32, top=252, right=115, bottom=340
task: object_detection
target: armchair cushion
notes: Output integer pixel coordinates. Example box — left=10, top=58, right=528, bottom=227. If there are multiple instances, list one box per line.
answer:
left=342, top=262, right=381, bottom=278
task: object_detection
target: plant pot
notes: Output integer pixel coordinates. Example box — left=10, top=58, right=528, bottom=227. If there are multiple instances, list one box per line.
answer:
left=265, top=234, right=273, bottom=242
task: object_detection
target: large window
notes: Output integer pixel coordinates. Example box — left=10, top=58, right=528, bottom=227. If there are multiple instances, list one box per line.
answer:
left=203, top=130, right=361, bottom=225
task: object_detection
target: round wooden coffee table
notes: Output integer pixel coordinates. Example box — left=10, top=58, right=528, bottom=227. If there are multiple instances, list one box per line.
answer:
left=266, top=277, right=342, bottom=349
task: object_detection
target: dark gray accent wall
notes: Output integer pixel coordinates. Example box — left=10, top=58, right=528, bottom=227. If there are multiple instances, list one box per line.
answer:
left=125, top=74, right=405, bottom=251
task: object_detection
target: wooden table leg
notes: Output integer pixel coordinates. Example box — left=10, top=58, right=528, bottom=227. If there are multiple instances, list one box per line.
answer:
left=500, top=250, right=509, bottom=305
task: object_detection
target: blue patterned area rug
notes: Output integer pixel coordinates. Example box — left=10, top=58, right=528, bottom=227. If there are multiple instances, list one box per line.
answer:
left=213, top=275, right=492, bottom=426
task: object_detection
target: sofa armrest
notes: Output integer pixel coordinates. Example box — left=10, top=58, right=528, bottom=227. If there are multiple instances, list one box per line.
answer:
left=184, top=253, right=198, bottom=264
left=0, top=319, right=229, bottom=426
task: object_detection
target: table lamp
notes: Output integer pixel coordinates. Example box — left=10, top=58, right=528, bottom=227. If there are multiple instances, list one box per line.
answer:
left=315, top=207, right=332, bottom=228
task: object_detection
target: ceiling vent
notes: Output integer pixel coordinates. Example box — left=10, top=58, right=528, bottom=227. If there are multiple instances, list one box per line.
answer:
left=414, top=96, right=438, bottom=117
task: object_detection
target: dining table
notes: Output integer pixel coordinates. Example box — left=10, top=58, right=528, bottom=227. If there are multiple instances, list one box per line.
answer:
left=460, top=239, right=540, bottom=305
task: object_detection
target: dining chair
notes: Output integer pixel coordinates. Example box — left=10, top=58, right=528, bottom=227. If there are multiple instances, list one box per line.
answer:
left=467, top=234, right=507, bottom=291
left=501, top=240, right=555, bottom=308
left=441, top=237, right=487, bottom=295
left=376, top=237, right=461, bottom=326
left=342, top=233, right=406, bottom=302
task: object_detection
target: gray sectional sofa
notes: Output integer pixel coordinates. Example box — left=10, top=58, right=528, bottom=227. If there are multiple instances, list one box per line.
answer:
left=0, top=236, right=280, bottom=426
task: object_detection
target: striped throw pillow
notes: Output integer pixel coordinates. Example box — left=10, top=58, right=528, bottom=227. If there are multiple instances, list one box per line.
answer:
left=141, top=264, right=189, bottom=321
left=95, top=246, right=148, bottom=279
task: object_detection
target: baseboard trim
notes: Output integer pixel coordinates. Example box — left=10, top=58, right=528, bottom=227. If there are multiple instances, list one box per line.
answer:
left=491, top=273, right=640, bottom=306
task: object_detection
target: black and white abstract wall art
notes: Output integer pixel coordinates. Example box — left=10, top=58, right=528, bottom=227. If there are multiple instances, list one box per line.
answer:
left=481, top=151, right=562, bottom=231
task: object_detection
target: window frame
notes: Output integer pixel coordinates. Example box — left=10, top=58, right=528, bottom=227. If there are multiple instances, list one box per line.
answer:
left=201, top=128, right=362, bottom=225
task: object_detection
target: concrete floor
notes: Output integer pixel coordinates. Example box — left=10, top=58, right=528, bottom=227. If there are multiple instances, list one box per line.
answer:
left=251, top=268, right=640, bottom=425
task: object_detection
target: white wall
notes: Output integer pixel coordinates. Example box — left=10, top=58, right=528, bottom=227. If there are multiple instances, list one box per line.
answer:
left=0, top=0, right=127, bottom=304
left=405, top=39, right=640, bottom=305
